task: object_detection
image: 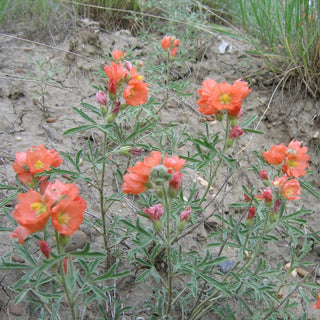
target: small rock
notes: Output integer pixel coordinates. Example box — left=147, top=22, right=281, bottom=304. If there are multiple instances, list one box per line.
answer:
left=15, top=136, right=22, bottom=142
left=9, top=303, right=24, bottom=316
left=300, top=127, right=306, bottom=134
left=312, top=131, right=319, bottom=139
left=12, top=253, right=25, bottom=264
left=65, top=230, right=87, bottom=252
left=46, top=117, right=56, bottom=123
left=218, top=260, right=235, bottom=274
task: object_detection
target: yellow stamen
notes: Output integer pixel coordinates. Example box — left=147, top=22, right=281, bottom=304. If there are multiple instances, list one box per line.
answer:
left=287, top=159, right=297, bottom=167
left=31, top=202, right=47, bottom=215
left=220, top=93, right=231, bottom=104
left=137, top=75, right=143, bottom=81
left=34, top=160, right=44, bottom=169
left=57, top=212, right=70, bottom=226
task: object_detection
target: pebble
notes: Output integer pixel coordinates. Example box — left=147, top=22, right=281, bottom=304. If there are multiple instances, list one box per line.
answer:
left=46, top=117, right=56, bottom=123
left=9, top=303, right=24, bottom=316
left=312, top=131, right=319, bottom=139
left=218, top=260, right=235, bottom=274
left=12, top=253, right=25, bottom=264
left=65, top=230, right=87, bottom=252
left=15, top=136, right=22, bottom=142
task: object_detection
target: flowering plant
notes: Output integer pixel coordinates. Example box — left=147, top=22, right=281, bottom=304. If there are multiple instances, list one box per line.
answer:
left=1, top=35, right=319, bottom=320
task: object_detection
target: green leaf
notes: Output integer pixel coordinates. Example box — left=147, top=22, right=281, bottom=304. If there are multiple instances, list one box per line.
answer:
left=300, top=181, right=320, bottom=198
left=241, top=114, right=258, bottom=128
left=135, top=268, right=151, bottom=283
left=63, top=124, right=96, bottom=136
left=0, top=191, right=19, bottom=207
left=69, top=242, right=106, bottom=258
left=72, top=107, right=97, bottom=124
left=81, top=102, right=103, bottom=116
left=242, top=128, right=264, bottom=134
left=0, top=258, right=33, bottom=270
left=0, top=184, right=19, bottom=190
left=230, top=202, right=249, bottom=208
left=92, top=267, right=130, bottom=282
left=219, top=153, right=236, bottom=170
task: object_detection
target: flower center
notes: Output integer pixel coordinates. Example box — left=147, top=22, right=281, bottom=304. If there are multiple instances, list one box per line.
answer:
left=220, top=93, right=231, bottom=104
left=57, top=212, right=70, bottom=226
left=31, top=202, right=47, bottom=215
left=34, top=160, right=44, bottom=169
left=287, top=159, right=297, bottom=168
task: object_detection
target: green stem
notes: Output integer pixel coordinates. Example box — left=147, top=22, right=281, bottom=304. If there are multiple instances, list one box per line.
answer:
left=55, top=231, right=76, bottom=320
left=163, top=185, right=173, bottom=318
left=156, top=51, right=171, bottom=115
left=100, top=129, right=110, bottom=267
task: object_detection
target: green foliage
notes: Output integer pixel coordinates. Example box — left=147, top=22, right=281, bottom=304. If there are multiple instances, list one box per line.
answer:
left=224, top=0, right=320, bottom=97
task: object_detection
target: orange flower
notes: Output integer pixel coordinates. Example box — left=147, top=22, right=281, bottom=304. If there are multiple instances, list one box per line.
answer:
left=104, top=62, right=128, bottom=84
left=272, top=175, right=288, bottom=187
left=10, top=226, right=33, bottom=245
left=233, top=79, right=252, bottom=99
left=12, top=189, right=51, bottom=234
left=161, top=35, right=180, bottom=57
left=311, top=293, right=320, bottom=309
left=163, top=155, right=186, bottom=173
left=51, top=196, right=86, bottom=236
left=122, top=173, right=149, bottom=195
left=12, top=151, right=32, bottom=185
left=123, top=79, right=149, bottom=106
left=112, top=49, right=126, bottom=61
left=281, top=179, right=301, bottom=201
left=262, top=143, right=287, bottom=165
left=161, top=35, right=173, bottom=50
left=44, top=180, right=79, bottom=204
left=210, top=82, right=243, bottom=111
left=197, top=79, right=249, bottom=117
left=197, top=78, right=219, bottom=115
left=122, top=151, right=186, bottom=195
left=282, top=140, right=309, bottom=178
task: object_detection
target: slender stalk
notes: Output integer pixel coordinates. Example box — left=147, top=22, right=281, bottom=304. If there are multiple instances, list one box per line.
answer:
left=156, top=51, right=171, bottom=115
left=162, top=185, right=173, bottom=318
left=100, top=128, right=110, bottom=267
left=55, top=231, right=76, bottom=320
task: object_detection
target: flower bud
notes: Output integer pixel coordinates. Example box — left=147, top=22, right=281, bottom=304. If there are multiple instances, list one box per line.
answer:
left=273, top=199, right=282, bottom=213
left=96, top=90, right=107, bottom=106
left=229, top=125, right=244, bottom=139
left=150, top=165, right=172, bottom=186
left=259, top=169, right=269, bottom=180
left=39, top=240, right=51, bottom=259
left=180, top=206, right=191, bottom=222
left=144, top=204, right=163, bottom=231
left=247, top=206, right=256, bottom=220
left=169, top=171, right=183, bottom=191
left=262, top=187, right=273, bottom=206
left=125, top=61, right=132, bottom=71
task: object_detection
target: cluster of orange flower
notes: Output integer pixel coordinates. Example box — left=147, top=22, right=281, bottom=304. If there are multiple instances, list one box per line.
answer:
left=122, top=150, right=186, bottom=195
left=102, top=49, right=149, bottom=108
left=263, top=139, right=309, bottom=200
left=11, top=145, right=86, bottom=244
left=246, top=140, right=309, bottom=224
